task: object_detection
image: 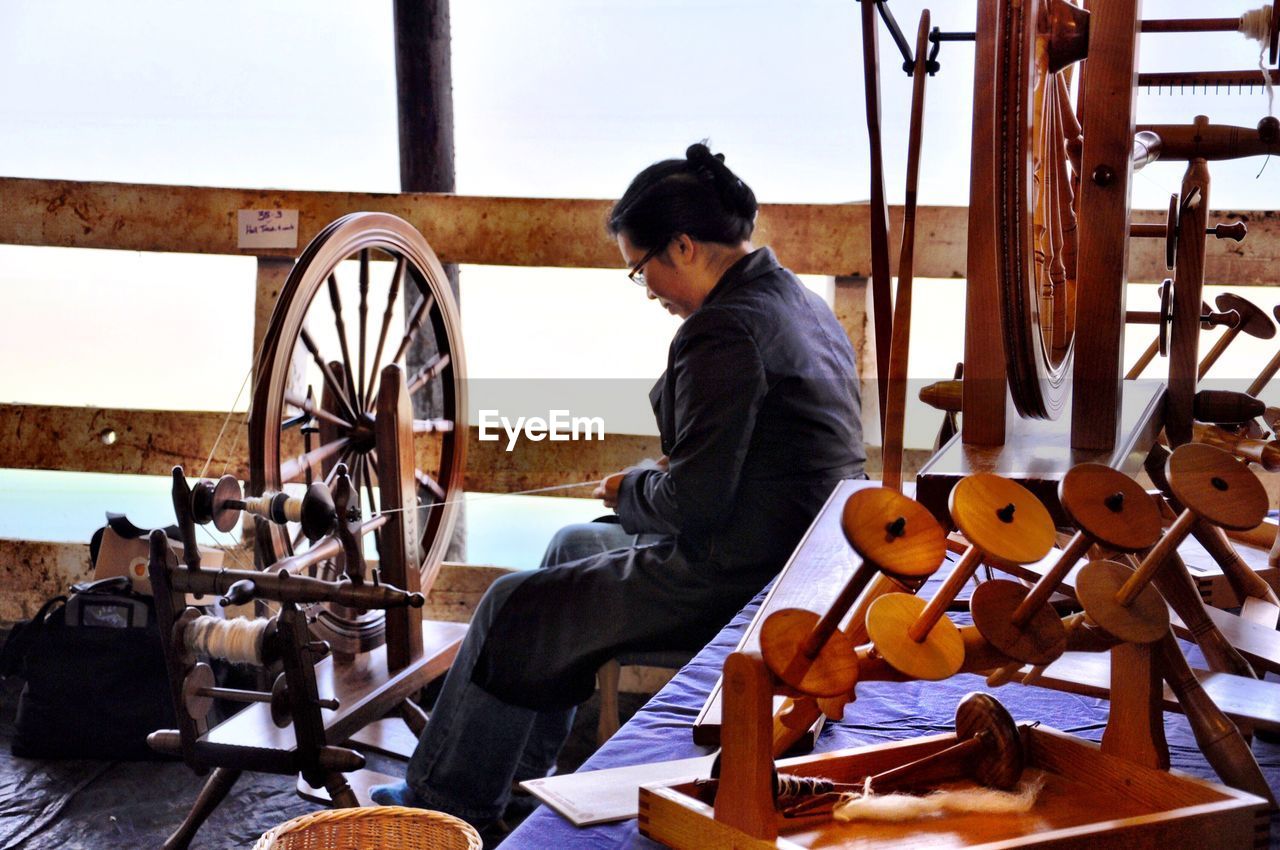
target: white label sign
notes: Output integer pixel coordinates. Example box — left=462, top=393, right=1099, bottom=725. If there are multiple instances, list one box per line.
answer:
left=237, top=209, right=299, bottom=249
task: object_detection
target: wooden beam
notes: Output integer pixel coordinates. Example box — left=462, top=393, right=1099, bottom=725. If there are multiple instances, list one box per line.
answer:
left=0, top=539, right=94, bottom=623
left=0, top=177, right=943, bottom=277
left=833, top=276, right=878, bottom=436
left=2, top=177, right=1276, bottom=282
left=0, top=402, right=933, bottom=489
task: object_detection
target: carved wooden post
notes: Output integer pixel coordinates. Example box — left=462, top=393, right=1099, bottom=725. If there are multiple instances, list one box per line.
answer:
left=376, top=363, right=424, bottom=671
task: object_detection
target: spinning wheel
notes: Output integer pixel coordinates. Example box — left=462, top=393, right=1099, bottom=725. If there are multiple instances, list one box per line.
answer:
left=996, top=0, right=1090, bottom=419
left=248, top=213, right=467, bottom=653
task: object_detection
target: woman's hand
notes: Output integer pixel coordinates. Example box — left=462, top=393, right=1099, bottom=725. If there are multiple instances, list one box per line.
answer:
left=592, top=471, right=627, bottom=508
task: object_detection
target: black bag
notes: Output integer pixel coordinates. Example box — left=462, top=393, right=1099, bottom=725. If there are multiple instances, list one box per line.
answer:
left=0, top=577, right=176, bottom=761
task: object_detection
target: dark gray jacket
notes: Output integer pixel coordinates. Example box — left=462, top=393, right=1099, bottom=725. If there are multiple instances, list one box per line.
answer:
left=617, top=246, right=864, bottom=585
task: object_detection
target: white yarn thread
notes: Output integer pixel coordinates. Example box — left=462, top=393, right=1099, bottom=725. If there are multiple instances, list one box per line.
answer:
left=185, top=615, right=269, bottom=665
left=832, top=776, right=1045, bottom=822
left=1240, top=7, right=1275, bottom=114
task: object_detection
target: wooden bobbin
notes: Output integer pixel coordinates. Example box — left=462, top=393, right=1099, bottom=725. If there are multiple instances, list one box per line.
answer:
left=973, top=464, right=1161, bottom=666
left=867, top=474, right=1055, bottom=681
left=1077, top=444, right=1268, bottom=643
left=760, top=489, right=947, bottom=698
left=190, top=474, right=336, bottom=540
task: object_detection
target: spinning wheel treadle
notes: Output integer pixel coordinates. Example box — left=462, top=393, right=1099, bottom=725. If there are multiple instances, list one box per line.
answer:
left=996, top=0, right=1089, bottom=419
left=249, top=212, right=467, bottom=654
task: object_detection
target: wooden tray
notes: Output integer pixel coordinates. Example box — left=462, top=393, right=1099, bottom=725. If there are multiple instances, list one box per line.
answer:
left=639, top=725, right=1269, bottom=849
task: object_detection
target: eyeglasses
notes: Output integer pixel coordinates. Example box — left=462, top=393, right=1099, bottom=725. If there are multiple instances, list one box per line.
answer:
left=627, top=240, right=670, bottom=287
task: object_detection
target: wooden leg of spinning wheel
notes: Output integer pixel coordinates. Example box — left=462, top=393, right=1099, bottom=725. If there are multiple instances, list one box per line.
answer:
left=400, top=697, right=428, bottom=738
left=324, top=773, right=360, bottom=808
left=1156, top=631, right=1275, bottom=805
left=1101, top=643, right=1169, bottom=770
left=163, top=768, right=242, bottom=850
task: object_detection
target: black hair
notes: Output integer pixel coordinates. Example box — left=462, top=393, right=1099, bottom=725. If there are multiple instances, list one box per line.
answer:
left=607, top=142, right=758, bottom=250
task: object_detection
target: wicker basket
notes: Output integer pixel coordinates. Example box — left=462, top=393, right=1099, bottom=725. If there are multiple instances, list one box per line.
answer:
left=253, top=806, right=482, bottom=850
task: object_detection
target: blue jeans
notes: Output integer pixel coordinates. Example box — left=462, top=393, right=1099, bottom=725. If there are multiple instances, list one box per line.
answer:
left=400, top=520, right=650, bottom=825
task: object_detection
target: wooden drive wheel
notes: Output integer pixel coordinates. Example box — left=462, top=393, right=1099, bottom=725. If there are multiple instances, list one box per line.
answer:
left=249, top=212, right=467, bottom=654
left=996, top=0, right=1089, bottom=419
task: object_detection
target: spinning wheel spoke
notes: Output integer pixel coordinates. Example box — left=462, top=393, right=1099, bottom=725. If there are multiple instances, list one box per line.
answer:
left=415, top=469, right=446, bottom=502
left=365, top=257, right=406, bottom=413
left=407, top=353, right=451, bottom=395
left=325, top=273, right=359, bottom=415
left=299, top=328, right=359, bottom=422
left=391, top=292, right=436, bottom=367
left=281, top=437, right=351, bottom=484
left=357, top=249, right=370, bottom=410
left=283, top=391, right=353, bottom=430
left=413, top=418, right=454, bottom=434
left=359, top=456, right=383, bottom=562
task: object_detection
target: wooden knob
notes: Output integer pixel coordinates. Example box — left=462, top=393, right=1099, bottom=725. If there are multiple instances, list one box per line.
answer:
left=190, top=474, right=244, bottom=533
left=300, top=481, right=337, bottom=540
left=1193, top=389, right=1265, bottom=425
left=270, top=673, right=292, bottom=728
left=918, top=379, right=963, bottom=413
left=1209, top=220, right=1248, bottom=242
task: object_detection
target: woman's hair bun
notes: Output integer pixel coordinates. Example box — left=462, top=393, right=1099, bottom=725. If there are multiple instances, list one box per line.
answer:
left=685, top=142, right=757, bottom=220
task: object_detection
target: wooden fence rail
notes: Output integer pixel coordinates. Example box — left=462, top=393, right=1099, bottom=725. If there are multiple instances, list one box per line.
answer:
left=3, top=177, right=1280, bottom=283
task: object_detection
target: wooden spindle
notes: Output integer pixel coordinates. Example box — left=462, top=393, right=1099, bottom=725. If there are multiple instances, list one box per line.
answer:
left=973, top=464, right=1161, bottom=672
left=1077, top=444, right=1268, bottom=643
left=760, top=488, right=946, bottom=698
left=866, top=474, right=1055, bottom=682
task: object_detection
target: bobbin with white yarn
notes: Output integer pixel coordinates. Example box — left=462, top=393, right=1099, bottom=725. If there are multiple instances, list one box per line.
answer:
left=184, top=615, right=271, bottom=665
left=1240, top=7, right=1276, bottom=112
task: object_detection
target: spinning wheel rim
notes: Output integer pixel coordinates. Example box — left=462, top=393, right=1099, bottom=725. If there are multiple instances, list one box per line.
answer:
left=996, top=0, right=1085, bottom=419
left=248, top=212, right=467, bottom=652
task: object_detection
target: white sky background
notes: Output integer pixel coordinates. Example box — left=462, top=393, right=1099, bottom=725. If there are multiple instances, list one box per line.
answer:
left=0, top=1, right=1278, bottom=451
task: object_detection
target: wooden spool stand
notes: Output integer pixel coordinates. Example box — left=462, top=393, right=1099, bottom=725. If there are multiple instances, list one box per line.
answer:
left=644, top=482, right=1272, bottom=847
left=147, top=214, right=470, bottom=849
left=641, top=649, right=1269, bottom=849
